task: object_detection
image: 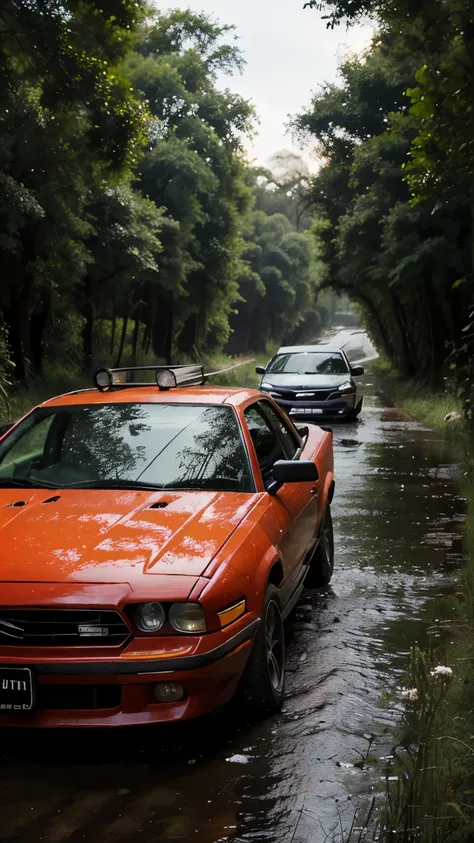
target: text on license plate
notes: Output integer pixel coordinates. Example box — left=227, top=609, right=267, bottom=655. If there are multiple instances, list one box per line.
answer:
left=0, top=667, right=35, bottom=712
left=289, top=408, right=323, bottom=415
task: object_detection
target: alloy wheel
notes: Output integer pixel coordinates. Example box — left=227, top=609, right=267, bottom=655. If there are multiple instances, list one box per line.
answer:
left=265, top=600, right=285, bottom=694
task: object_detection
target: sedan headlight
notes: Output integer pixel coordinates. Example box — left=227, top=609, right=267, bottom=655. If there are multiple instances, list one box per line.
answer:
left=135, top=602, right=166, bottom=632
left=261, top=382, right=279, bottom=397
left=169, top=603, right=206, bottom=633
left=338, top=381, right=356, bottom=395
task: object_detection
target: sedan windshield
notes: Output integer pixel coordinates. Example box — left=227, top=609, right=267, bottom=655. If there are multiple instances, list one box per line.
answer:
left=0, top=403, right=252, bottom=492
left=267, top=352, right=349, bottom=376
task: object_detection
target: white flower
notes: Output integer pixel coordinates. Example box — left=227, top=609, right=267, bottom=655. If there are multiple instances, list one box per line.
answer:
left=430, top=666, right=453, bottom=678
left=401, top=688, right=419, bottom=701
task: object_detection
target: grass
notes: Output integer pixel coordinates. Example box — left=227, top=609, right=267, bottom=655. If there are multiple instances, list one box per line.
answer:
left=369, top=357, right=462, bottom=430
left=0, top=365, right=89, bottom=424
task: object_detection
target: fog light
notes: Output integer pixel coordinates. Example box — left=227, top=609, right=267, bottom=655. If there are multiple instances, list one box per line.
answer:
left=153, top=682, right=184, bottom=703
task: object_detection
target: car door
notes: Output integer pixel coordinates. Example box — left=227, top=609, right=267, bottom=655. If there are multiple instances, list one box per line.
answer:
left=244, top=401, right=319, bottom=607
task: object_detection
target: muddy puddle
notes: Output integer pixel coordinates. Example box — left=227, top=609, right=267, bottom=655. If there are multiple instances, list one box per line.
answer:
left=0, top=378, right=465, bottom=843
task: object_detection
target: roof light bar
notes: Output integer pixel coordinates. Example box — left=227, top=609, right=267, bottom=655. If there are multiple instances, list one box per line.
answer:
left=93, top=365, right=205, bottom=392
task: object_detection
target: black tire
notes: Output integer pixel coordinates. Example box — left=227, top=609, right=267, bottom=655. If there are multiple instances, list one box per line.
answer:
left=237, top=585, right=285, bottom=717
left=345, top=398, right=363, bottom=422
left=304, top=505, right=334, bottom=588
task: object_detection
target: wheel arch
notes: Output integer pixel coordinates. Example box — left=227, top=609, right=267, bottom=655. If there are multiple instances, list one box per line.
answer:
left=322, top=472, right=335, bottom=509
left=267, top=558, right=284, bottom=589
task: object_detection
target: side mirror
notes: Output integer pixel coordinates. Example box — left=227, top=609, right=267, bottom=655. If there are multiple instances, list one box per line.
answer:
left=350, top=365, right=364, bottom=376
left=255, top=366, right=266, bottom=375
left=267, top=459, right=318, bottom=496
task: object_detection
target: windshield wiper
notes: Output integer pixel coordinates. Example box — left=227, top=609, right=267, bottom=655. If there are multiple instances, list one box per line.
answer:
left=63, top=479, right=166, bottom=491
left=0, top=478, right=59, bottom=489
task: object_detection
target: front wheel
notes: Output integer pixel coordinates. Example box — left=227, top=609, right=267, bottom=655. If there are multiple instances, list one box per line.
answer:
left=304, top=505, right=334, bottom=588
left=236, top=585, right=285, bottom=717
left=345, top=397, right=363, bottom=422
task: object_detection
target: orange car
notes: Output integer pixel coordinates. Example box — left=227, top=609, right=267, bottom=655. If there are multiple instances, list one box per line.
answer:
left=0, top=365, right=334, bottom=728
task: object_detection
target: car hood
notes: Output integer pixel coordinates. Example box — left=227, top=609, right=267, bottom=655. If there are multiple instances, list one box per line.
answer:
left=262, top=373, right=352, bottom=390
left=0, top=489, right=258, bottom=584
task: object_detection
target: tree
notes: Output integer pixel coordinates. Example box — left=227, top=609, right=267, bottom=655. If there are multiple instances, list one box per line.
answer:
left=126, top=10, right=255, bottom=358
left=0, top=0, right=149, bottom=378
left=292, top=26, right=472, bottom=389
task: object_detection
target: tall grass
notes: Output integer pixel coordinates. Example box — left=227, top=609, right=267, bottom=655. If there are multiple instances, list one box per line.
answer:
left=380, top=648, right=474, bottom=843
left=368, top=365, right=474, bottom=843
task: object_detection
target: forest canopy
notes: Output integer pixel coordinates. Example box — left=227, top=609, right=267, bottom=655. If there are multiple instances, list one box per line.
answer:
left=295, top=0, right=474, bottom=416
left=0, top=2, right=333, bottom=393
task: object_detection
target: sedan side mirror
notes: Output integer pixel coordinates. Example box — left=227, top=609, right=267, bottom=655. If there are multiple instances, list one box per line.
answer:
left=350, top=365, right=364, bottom=376
left=255, top=366, right=266, bottom=375
left=267, top=459, right=318, bottom=496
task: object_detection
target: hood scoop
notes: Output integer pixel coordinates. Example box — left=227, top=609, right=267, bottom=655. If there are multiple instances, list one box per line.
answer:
left=6, top=500, right=26, bottom=508
left=43, top=495, right=61, bottom=504
left=149, top=501, right=169, bottom=509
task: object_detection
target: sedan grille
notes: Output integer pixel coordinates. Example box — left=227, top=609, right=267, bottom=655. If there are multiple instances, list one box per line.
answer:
left=0, top=609, right=130, bottom=647
left=273, top=389, right=338, bottom=402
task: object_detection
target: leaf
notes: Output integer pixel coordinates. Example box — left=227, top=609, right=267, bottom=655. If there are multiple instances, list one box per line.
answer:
left=446, top=802, right=471, bottom=823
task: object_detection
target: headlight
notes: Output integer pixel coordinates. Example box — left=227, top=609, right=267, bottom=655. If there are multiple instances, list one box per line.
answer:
left=261, top=383, right=279, bottom=397
left=135, top=602, right=166, bottom=632
left=169, top=603, right=206, bottom=633
left=338, top=381, right=356, bottom=395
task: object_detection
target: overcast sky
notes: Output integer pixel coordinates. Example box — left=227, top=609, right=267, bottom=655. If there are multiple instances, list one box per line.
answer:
left=171, top=1, right=374, bottom=168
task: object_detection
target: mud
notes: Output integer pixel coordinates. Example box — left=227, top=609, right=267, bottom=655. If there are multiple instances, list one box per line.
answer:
left=0, top=376, right=464, bottom=843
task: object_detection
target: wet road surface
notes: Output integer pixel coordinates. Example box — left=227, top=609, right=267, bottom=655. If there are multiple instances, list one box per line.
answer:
left=0, top=377, right=465, bottom=843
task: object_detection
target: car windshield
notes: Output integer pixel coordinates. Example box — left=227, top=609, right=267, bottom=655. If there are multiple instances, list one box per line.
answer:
left=267, top=352, right=349, bottom=376
left=0, top=403, right=253, bottom=492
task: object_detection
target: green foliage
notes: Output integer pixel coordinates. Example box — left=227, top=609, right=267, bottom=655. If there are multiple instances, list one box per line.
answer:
left=380, top=648, right=472, bottom=843
left=292, top=24, right=473, bottom=397
left=0, top=2, right=328, bottom=397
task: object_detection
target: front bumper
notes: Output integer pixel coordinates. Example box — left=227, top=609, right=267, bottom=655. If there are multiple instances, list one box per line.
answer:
left=0, top=619, right=259, bottom=728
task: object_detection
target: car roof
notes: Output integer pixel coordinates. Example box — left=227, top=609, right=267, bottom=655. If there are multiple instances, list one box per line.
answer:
left=275, top=344, right=345, bottom=355
left=39, top=386, right=262, bottom=411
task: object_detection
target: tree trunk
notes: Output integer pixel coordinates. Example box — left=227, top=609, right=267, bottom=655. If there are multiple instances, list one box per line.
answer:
left=391, top=293, right=415, bottom=377
left=151, top=293, right=173, bottom=359
left=115, top=309, right=129, bottom=368
left=355, top=292, right=394, bottom=361
left=110, top=288, right=117, bottom=357
left=30, top=288, right=50, bottom=376
left=82, top=276, right=94, bottom=371
left=165, top=297, right=174, bottom=365
left=423, top=275, right=446, bottom=390
left=131, top=305, right=141, bottom=367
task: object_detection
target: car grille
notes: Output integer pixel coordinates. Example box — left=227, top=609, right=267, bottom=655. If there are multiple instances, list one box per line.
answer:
left=37, top=684, right=121, bottom=710
left=273, top=389, right=338, bottom=402
left=0, top=609, right=130, bottom=647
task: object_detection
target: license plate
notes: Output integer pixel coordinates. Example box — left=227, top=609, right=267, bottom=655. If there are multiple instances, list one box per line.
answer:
left=289, top=408, right=323, bottom=415
left=0, top=667, right=35, bottom=712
